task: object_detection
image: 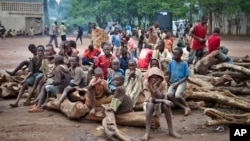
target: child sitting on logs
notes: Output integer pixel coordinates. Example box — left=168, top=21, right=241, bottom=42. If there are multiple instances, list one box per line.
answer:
left=104, top=73, right=133, bottom=115
left=124, top=59, right=143, bottom=107
left=10, top=45, right=45, bottom=107
left=141, top=67, right=181, bottom=141
left=51, top=55, right=85, bottom=109
left=86, top=67, right=112, bottom=115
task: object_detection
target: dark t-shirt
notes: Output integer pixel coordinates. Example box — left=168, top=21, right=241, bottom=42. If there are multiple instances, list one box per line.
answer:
left=28, top=56, right=42, bottom=73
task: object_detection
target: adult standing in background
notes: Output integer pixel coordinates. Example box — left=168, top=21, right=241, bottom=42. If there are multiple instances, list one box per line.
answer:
left=76, top=26, right=83, bottom=44
left=47, top=21, right=58, bottom=48
left=91, top=23, right=109, bottom=48
left=125, top=23, right=132, bottom=36
left=187, top=15, right=208, bottom=65
left=60, top=22, right=67, bottom=42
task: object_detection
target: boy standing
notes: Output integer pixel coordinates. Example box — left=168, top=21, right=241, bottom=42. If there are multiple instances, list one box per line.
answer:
left=142, top=67, right=181, bottom=141
left=167, top=48, right=191, bottom=116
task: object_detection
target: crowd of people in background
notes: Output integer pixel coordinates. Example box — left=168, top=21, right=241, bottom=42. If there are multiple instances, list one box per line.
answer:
left=3, top=14, right=234, bottom=141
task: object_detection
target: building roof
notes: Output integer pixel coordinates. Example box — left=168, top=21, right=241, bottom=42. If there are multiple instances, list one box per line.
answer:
left=0, top=0, right=43, bottom=2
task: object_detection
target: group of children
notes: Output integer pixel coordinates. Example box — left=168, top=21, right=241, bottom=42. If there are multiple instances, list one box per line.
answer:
left=6, top=22, right=193, bottom=140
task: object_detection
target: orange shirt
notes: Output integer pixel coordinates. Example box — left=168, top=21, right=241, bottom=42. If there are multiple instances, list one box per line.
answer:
left=164, top=39, right=173, bottom=52
left=83, top=48, right=101, bottom=59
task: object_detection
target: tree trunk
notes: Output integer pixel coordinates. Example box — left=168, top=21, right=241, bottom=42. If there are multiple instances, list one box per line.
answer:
left=204, top=108, right=250, bottom=126
left=44, top=0, right=50, bottom=26
left=187, top=77, right=213, bottom=88
left=102, top=107, right=140, bottom=141
left=211, top=63, right=250, bottom=76
left=209, top=12, right=213, bottom=35
left=214, top=87, right=250, bottom=95
left=207, top=71, right=246, bottom=80
left=186, top=91, right=250, bottom=112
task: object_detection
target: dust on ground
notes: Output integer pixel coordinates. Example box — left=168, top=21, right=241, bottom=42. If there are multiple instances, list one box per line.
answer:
left=0, top=36, right=249, bottom=141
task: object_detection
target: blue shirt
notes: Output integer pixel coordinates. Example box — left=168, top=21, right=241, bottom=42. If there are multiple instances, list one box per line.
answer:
left=119, top=56, right=130, bottom=72
left=168, top=60, right=190, bottom=83
left=112, top=34, right=121, bottom=47
left=107, top=68, right=124, bottom=91
left=125, top=25, right=131, bottom=31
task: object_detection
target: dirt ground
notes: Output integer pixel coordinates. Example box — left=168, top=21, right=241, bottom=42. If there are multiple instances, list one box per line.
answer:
left=0, top=36, right=249, bottom=141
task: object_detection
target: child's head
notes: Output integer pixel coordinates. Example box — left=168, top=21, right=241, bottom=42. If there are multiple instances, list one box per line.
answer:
left=45, top=45, right=56, bottom=56
left=156, top=40, right=165, bottom=51
left=120, top=47, right=128, bottom=57
left=173, top=48, right=183, bottom=61
left=94, top=67, right=104, bottom=79
left=46, top=44, right=57, bottom=55
left=213, top=27, right=220, bottom=34
left=111, top=58, right=120, bottom=71
left=150, top=58, right=160, bottom=68
left=69, top=55, right=80, bottom=68
left=103, top=42, right=111, bottom=56
left=113, top=73, right=124, bottom=87
left=144, top=44, right=152, bottom=49
left=128, top=59, right=137, bottom=71
left=36, top=45, right=45, bottom=58
left=88, top=44, right=94, bottom=51
left=55, top=55, right=64, bottom=66
left=28, top=44, right=37, bottom=55
left=148, top=67, right=164, bottom=86
left=69, top=40, right=77, bottom=49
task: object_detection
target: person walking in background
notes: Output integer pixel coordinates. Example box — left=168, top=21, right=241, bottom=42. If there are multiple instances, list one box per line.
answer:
left=125, top=23, right=132, bottom=36
left=60, top=22, right=67, bottom=42
left=76, top=25, right=83, bottom=44
left=47, top=21, right=58, bottom=48
left=29, top=26, right=34, bottom=39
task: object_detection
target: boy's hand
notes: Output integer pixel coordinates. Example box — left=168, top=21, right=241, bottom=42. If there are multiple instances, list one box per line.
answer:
left=129, top=71, right=136, bottom=79
left=153, top=79, right=161, bottom=89
left=90, top=108, right=96, bottom=115
left=172, top=82, right=179, bottom=89
left=164, top=100, right=174, bottom=107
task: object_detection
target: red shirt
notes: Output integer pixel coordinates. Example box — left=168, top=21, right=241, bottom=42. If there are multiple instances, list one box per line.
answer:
left=191, top=23, right=208, bottom=50
left=83, top=48, right=101, bottom=59
left=208, top=33, right=220, bottom=54
left=138, top=48, right=153, bottom=68
left=95, top=54, right=116, bottom=79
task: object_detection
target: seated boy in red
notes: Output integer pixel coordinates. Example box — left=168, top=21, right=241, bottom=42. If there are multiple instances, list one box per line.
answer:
left=138, top=44, right=153, bottom=68
left=82, top=44, right=101, bottom=65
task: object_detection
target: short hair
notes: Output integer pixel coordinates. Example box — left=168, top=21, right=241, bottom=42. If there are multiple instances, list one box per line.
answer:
left=173, top=47, right=183, bottom=55
left=55, top=55, right=64, bottom=65
left=112, top=58, right=120, bottom=65
left=88, top=44, right=94, bottom=48
left=28, top=44, right=36, bottom=50
left=144, top=44, right=152, bottom=49
left=70, top=55, right=80, bottom=62
left=114, top=72, right=124, bottom=82
left=213, top=27, right=220, bottom=34
left=201, top=15, right=208, bottom=20
left=69, top=40, right=77, bottom=49
left=94, top=67, right=103, bottom=74
left=128, top=58, right=137, bottom=64
left=37, top=45, right=45, bottom=50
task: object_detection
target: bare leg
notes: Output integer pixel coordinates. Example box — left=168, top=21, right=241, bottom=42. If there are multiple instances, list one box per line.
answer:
left=141, top=102, right=154, bottom=141
left=6, top=60, right=29, bottom=76
left=162, top=104, right=181, bottom=138
left=168, top=95, right=191, bottom=116
left=10, top=82, right=29, bottom=107
left=176, top=97, right=191, bottom=116
left=87, top=67, right=93, bottom=85
left=51, top=86, right=75, bottom=109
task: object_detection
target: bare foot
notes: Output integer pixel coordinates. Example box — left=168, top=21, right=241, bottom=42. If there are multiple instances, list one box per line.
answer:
left=5, top=70, right=14, bottom=76
left=141, top=133, right=150, bottom=141
left=169, top=131, right=182, bottom=139
left=51, top=101, right=60, bottom=110
left=9, top=103, right=18, bottom=108
left=29, top=104, right=37, bottom=110
left=184, top=108, right=191, bottom=116
left=28, top=107, right=44, bottom=113
left=30, top=99, right=38, bottom=105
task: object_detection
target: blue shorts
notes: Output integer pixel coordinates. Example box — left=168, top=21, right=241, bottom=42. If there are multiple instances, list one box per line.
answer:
left=167, top=82, right=187, bottom=98
left=45, top=78, right=56, bottom=96
left=26, top=73, right=43, bottom=86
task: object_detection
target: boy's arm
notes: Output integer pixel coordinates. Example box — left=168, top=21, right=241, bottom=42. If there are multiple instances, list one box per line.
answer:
left=172, top=76, right=188, bottom=88
left=143, top=81, right=151, bottom=102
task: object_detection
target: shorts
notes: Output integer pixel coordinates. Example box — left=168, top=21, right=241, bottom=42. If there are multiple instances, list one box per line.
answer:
left=143, top=102, right=162, bottom=116
left=26, top=72, right=43, bottom=86
left=45, top=78, right=56, bottom=96
left=167, top=82, right=187, bottom=98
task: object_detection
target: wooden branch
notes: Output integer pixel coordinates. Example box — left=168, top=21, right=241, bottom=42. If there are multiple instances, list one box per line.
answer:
left=234, top=62, right=250, bottom=67
left=231, top=55, right=250, bottom=63
left=214, top=87, right=250, bottom=95
left=186, top=91, right=250, bottom=112
left=211, top=63, right=250, bottom=76
left=207, top=71, right=246, bottom=80
left=204, top=108, right=250, bottom=126
left=187, top=77, right=213, bottom=88
left=102, top=106, right=140, bottom=141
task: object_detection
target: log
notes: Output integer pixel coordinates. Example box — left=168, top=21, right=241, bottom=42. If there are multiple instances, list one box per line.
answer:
left=85, top=109, right=160, bottom=128
left=0, top=73, right=7, bottom=85
left=210, top=74, right=234, bottom=86
left=214, top=87, right=250, bottom=95
left=46, top=98, right=90, bottom=119
left=0, top=82, right=20, bottom=98
left=186, top=91, right=250, bottom=111
left=207, top=71, right=247, bottom=80
left=230, top=55, right=250, bottom=62
left=194, top=50, right=221, bottom=74
left=102, top=107, right=140, bottom=141
left=211, top=63, right=250, bottom=76
left=234, top=62, right=250, bottom=68
left=204, top=108, right=250, bottom=126
left=187, top=77, right=213, bottom=88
